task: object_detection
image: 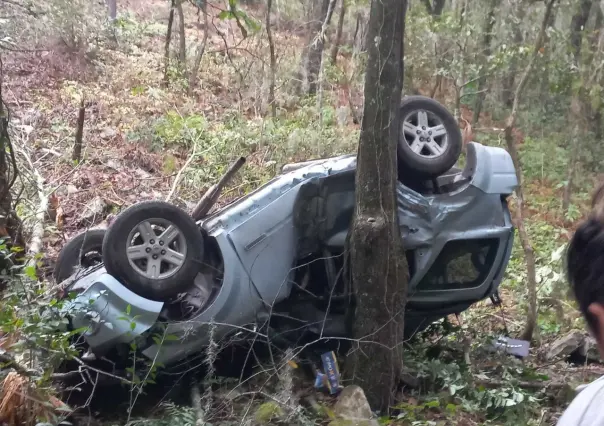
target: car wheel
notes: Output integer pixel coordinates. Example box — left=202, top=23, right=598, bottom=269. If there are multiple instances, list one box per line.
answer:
left=102, top=201, right=204, bottom=301
left=397, top=96, right=463, bottom=178
left=54, top=229, right=105, bottom=283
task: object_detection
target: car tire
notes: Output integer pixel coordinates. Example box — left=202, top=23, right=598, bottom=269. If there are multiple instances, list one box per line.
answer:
left=102, top=201, right=204, bottom=301
left=54, top=229, right=106, bottom=283
left=397, top=96, right=463, bottom=178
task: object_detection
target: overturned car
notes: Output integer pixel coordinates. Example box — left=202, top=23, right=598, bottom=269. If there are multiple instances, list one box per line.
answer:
left=54, top=97, right=518, bottom=374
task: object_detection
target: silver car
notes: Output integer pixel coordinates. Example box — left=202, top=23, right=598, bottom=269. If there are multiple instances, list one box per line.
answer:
left=58, top=140, right=517, bottom=373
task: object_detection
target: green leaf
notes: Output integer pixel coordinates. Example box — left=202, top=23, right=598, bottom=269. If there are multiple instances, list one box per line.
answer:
left=130, top=322, right=136, bottom=331
left=24, top=265, right=37, bottom=280
left=164, top=334, right=180, bottom=341
left=424, top=400, right=440, bottom=408
left=218, top=10, right=233, bottom=20
left=126, top=304, right=132, bottom=315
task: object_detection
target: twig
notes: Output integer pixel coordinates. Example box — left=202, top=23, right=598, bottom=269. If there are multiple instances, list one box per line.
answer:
left=165, top=143, right=197, bottom=203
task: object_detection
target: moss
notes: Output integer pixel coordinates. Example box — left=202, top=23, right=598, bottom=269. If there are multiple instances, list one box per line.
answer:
left=254, top=401, right=284, bottom=424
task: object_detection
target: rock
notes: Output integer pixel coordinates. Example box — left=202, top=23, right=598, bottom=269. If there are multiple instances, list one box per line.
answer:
left=106, top=159, right=121, bottom=170
left=577, top=336, right=602, bottom=362
left=66, top=184, right=78, bottom=195
left=78, top=196, right=107, bottom=224
left=332, top=385, right=378, bottom=426
left=100, top=127, right=117, bottom=140
left=547, top=330, right=586, bottom=360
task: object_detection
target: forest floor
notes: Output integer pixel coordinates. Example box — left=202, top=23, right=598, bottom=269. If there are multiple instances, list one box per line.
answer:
left=2, top=0, right=602, bottom=425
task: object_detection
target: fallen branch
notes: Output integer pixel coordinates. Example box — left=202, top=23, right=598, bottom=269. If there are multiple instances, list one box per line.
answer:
left=475, top=378, right=571, bottom=392
left=0, top=350, right=37, bottom=377
left=165, top=143, right=198, bottom=203
left=17, top=147, right=47, bottom=264
left=191, top=157, right=245, bottom=220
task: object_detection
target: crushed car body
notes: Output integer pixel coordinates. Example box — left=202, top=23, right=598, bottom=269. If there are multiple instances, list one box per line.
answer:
left=59, top=141, right=518, bottom=369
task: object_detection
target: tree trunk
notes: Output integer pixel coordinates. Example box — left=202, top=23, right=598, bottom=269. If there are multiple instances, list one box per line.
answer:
left=163, top=0, right=176, bottom=86
left=563, top=0, right=592, bottom=213
left=306, top=0, right=331, bottom=95
left=188, top=0, right=209, bottom=94
left=502, top=1, right=524, bottom=109
left=570, top=0, right=592, bottom=64
left=421, top=0, right=446, bottom=16
left=0, top=58, right=24, bottom=276
left=176, top=0, right=187, bottom=72
left=329, top=0, right=347, bottom=65
left=266, top=0, right=277, bottom=117
left=503, top=0, right=556, bottom=343
left=589, top=5, right=604, bottom=139
left=106, top=0, right=117, bottom=21
left=346, top=0, right=408, bottom=413
left=472, top=0, right=499, bottom=125
left=72, top=99, right=86, bottom=162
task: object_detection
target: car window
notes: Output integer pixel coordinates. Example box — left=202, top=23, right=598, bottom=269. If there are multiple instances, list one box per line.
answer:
left=416, top=238, right=499, bottom=291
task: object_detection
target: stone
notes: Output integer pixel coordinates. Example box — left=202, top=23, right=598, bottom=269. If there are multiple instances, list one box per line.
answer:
left=577, top=336, right=602, bottom=363
left=546, top=330, right=586, bottom=360
left=100, top=127, right=117, bottom=140
left=66, top=184, right=78, bottom=194
left=78, top=196, right=107, bottom=224
left=332, top=385, right=378, bottom=426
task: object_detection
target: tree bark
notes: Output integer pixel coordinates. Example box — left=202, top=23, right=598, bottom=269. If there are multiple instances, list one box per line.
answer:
left=176, top=0, right=187, bottom=71
left=188, top=0, right=209, bottom=93
left=502, top=0, right=524, bottom=109
left=266, top=0, right=277, bottom=117
left=72, top=98, right=85, bottom=162
left=570, top=0, right=592, bottom=64
left=472, top=0, right=499, bottom=125
left=563, top=0, right=592, bottom=212
left=503, top=0, right=556, bottom=343
left=421, top=0, right=446, bottom=16
left=329, top=0, right=347, bottom=65
left=106, top=0, right=117, bottom=21
left=346, top=0, right=408, bottom=413
left=163, top=0, right=176, bottom=86
left=305, top=0, right=331, bottom=96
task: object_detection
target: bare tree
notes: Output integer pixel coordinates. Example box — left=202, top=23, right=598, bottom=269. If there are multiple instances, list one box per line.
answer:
left=188, top=0, right=209, bottom=93
left=176, top=0, right=187, bottom=73
left=303, top=0, right=334, bottom=95
left=472, top=0, right=499, bottom=125
left=563, top=0, right=593, bottom=212
left=106, top=0, right=117, bottom=21
left=266, top=0, right=277, bottom=117
left=503, top=0, right=557, bottom=342
left=346, top=0, right=408, bottom=412
left=329, top=0, right=346, bottom=65
left=421, top=0, right=446, bottom=16
left=163, top=0, right=176, bottom=86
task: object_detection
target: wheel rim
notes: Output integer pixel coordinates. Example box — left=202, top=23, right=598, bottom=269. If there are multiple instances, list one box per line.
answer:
left=126, top=218, right=187, bottom=280
left=401, top=109, right=449, bottom=159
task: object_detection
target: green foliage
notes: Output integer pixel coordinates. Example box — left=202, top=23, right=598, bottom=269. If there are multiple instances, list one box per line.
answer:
left=403, top=346, right=541, bottom=424
left=125, top=403, right=198, bottom=426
